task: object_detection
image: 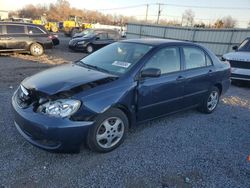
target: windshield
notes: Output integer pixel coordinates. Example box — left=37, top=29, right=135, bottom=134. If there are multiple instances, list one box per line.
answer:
left=238, top=39, right=250, bottom=51
left=81, top=29, right=94, bottom=36
left=79, top=42, right=153, bottom=75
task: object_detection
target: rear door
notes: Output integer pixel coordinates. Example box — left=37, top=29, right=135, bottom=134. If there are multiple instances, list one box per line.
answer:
left=137, top=46, right=185, bottom=121
left=181, top=46, right=214, bottom=107
left=94, top=33, right=109, bottom=49
left=5, top=24, right=28, bottom=50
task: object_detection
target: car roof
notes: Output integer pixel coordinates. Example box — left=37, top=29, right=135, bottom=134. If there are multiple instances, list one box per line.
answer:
left=0, top=21, right=40, bottom=27
left=121, top=38, right=194, bottom=46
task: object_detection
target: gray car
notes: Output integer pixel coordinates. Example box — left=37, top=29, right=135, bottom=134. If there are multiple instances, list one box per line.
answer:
left=0, top=22, right=53, bottom=56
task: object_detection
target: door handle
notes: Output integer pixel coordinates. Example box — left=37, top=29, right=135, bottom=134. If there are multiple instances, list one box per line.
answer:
left=176, top=75, right=185, bottom=81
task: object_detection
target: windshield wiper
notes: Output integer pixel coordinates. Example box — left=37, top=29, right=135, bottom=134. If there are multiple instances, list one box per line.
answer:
left=78, top=61, right=112, bottom=74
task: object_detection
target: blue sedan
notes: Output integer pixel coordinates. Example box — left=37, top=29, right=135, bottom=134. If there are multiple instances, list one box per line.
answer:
left=12, top=39, right=231, bottom=153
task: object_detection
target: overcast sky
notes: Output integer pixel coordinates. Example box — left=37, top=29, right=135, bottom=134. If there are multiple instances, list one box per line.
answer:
left=1, top=0, right=250, bottom=28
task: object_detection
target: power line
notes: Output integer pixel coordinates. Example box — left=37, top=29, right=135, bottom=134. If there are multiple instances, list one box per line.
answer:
left=96, top=3, right=250, bottom=11
left=160, top=3, right=250, bottom=10
left=97, top=4, right=146, bottom=11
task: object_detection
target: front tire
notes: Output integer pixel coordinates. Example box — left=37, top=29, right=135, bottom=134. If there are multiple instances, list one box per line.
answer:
left=86, top=44, right=94, bottom=53
left=87, top=108, right=128, bottom=153
left=198, top=86, right=220, bottom=114
left=30, top=43, right=44, bottom=56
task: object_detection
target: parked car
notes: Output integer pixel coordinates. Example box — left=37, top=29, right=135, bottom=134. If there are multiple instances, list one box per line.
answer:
left=0, top=22, right=53, bottom=56
left=12, top=39, right=230, bottom=153
left=69, top=29, right=120, bottom=53
left=222, top=37, right=250, bottom=82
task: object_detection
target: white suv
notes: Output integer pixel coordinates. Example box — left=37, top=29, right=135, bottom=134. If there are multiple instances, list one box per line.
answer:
left=222, top=38, right=250, bottom=82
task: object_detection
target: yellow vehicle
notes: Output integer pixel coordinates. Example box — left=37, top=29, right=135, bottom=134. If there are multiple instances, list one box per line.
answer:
left=63, top=16, right=92, bottom=37
left=33, top=16, right=58, bottom=33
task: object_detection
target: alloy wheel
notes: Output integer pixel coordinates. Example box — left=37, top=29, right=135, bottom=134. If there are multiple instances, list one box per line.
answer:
left=207, top=91, right=219, bottom=111
left=96, top=117, right=125, bottom=149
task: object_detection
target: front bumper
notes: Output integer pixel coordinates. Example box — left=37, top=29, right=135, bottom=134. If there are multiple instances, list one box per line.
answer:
left=68, top=41, right=87, bottom=51
left=231, top=67, right=250, bottom=81
left=12, top=97, right=94, bottom=152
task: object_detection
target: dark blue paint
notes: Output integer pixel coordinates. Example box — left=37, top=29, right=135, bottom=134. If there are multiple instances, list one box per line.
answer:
left=12, top=39, right=231, bottom=152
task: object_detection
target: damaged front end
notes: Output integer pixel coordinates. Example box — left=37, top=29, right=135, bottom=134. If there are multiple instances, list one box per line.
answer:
left=14, top=76, right=118, bottom=119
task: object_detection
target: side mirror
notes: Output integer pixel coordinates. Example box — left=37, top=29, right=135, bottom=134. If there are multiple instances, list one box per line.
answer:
left=232, top=45, right=238, bottom=51
left=96, top=36, right=100, bottom=40
left=141, top=68, right=161, bottom=78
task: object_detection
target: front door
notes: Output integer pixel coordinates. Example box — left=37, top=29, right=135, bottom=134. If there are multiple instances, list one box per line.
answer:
left=137, top=46, right=186, bottom=121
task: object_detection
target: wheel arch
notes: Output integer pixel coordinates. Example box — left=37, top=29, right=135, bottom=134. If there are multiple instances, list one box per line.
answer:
left=214, top=83, right=222, bottom=95
left=111, top=104, right=134, bottom=128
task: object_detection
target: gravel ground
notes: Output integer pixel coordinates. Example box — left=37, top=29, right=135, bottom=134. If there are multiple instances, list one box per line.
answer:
left=0, top=35, right=249, bottom=188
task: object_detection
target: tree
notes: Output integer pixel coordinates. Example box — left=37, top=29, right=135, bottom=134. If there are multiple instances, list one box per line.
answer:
left=214, top=19, right=224, bottom=28
left=222, top=16, right=237, bottom=28
left=182, top=9, right=195, bottom=26
left=194, top=22, right=206, bottom=28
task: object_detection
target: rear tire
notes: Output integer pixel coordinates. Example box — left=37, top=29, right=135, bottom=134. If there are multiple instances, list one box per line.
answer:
left=198, top=86, right=220, bottom=114
left=87, top=108, right=128, bottom=153
left=30, top=43, right=44, bottom=56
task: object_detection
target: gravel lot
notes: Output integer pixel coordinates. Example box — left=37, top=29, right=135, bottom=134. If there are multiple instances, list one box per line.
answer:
left=0, top=35, right=249, bottom=188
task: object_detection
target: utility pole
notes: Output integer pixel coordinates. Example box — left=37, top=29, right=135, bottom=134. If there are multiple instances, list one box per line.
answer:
left=156, top=3, right=162, bottom=24
left=145, top=4, right=149, bottom=22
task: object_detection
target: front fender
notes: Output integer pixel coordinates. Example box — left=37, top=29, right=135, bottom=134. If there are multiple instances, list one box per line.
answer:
left=72, top=82, right=137, bottom=121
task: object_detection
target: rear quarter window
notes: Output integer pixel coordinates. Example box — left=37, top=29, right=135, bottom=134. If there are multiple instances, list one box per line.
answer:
left=6, top=25, right=25, bottom=34
left=27, top=26, right=45, bottom=34
left=183, top=47, right=206, bottom=69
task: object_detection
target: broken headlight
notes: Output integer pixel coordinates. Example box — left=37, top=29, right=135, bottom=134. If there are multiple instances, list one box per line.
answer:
left=37, top=99, right=81, bottom=118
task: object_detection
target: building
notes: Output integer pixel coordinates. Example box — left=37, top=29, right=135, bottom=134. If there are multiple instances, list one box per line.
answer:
left=0, top=10, right=9, bottom=20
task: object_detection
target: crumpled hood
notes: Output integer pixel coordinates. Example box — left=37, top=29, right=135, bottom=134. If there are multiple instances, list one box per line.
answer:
left=223, top=51, right=250, bottom=62
left=22, top=63, right=116, bottom=95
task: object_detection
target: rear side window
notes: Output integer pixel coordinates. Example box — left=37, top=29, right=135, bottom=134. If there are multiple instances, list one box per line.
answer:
left=27, top=26, right=44, bottom=34
left=97, top=33, right=108, bottom=40
left=108, top=32, right=118, bottom=40
left=183, top=47, right=206, bottom=69
left=144, top=47, right=181, bottom=75
left=6, top=25, right=25, bottom=34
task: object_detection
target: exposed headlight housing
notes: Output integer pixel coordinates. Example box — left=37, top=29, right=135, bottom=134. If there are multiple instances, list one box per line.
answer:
left=37, top=99, right=81, bottom=118
left=77, top=41, right=85, bottom=45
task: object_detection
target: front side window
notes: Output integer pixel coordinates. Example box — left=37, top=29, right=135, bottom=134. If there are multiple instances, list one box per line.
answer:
left=143, top=47, right=181, bottom=75
left=6, top=25, right=25, bottom=34
left=183, top=47, right=206, bottom=69
left=27, top=26, right=44, bottom=34
left=79, top=42, right=152, bottom=75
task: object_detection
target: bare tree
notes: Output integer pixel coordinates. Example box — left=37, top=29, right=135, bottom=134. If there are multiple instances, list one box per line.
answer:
left=222, top=16, right=237, bottom=28
left=213, top=19, right=224, bottom=28
left=182, top=9, right=195, bottom=26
